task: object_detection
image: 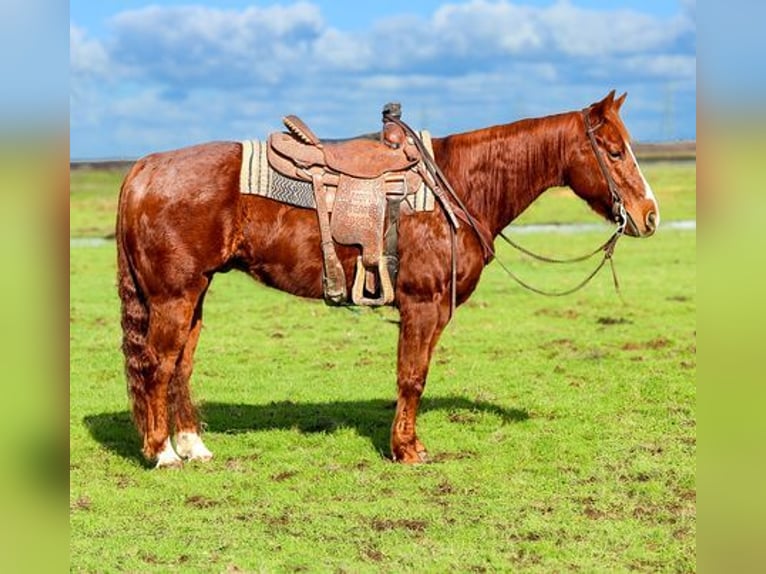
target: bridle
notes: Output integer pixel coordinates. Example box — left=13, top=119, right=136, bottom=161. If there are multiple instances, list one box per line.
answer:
left=582, top=107, right=640, bottom=237
left=388, top=108, right=635, bottom=305
left=492, top=107, right=638, bottom=297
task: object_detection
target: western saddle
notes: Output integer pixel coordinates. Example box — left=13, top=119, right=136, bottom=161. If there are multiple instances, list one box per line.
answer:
left=266, top=103, right=452, bottom=307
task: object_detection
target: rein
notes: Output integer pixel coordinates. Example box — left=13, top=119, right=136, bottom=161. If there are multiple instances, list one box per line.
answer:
left=388, top=107, right=632, bottom=307
left=495, top=227, right=622, bottom=297
left=491, top=107, right=634, bottom=298
left=385, top=114, right=496, bottom=316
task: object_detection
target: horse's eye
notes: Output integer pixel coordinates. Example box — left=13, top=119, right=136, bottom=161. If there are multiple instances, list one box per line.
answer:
left=608, top=148, right=624, bottom=160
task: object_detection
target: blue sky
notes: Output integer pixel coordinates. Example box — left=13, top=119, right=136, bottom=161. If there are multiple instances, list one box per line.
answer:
left=70, top=0, right=696, bottom=159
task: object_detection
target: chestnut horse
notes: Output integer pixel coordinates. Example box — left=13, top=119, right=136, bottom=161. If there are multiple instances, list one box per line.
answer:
left=116, top=90, right=659, bottom=468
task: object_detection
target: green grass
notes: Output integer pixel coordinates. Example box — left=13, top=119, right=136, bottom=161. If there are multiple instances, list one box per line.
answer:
left=70, top=162, right=695, bottom=572
left=70, top=168, right=129, bottom=238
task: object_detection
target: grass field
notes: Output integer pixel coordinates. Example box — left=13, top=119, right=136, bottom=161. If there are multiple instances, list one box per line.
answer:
left=70, top=161, right=695, bottom=572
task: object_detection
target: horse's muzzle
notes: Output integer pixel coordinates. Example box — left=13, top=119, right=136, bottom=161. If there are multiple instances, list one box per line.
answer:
left=645, top=211, right=658, bottom=235
left=624, top=206, right=659, bottom=238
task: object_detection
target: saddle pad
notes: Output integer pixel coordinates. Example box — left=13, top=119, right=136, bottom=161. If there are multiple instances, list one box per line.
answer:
left=412, top=130, right=436, bottom=212
left=239, top=133, right=435, bottom=212
left=239, top=139, right=315, bottom=209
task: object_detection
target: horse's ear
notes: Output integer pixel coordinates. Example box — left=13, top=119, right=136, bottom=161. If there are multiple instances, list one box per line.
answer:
left=615, top=92, right=627, bottom=110
left=588, top=90, right=615, bottom=121
left=590, top=90, right=616, bottom=115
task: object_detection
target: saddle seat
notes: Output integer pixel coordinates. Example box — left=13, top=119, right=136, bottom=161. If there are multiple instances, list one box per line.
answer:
left=267, top=115, right=419, bottom=180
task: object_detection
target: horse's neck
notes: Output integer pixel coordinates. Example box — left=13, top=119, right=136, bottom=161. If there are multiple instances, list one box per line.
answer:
left=434, top=112, right=577, bottom=236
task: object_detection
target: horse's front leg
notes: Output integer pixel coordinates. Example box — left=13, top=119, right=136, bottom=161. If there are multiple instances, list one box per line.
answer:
left=391, top=297, right=450, bottom=463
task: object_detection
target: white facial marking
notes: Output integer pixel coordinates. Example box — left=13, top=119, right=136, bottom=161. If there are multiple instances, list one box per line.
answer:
left=155, top=438, right=184, bottom=469
left=626, top=140, right=660, bottom=228
left=175, top=431, right=213, bottom=461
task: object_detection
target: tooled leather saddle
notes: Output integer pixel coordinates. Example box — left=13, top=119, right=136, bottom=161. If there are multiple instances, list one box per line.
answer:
left=264, top=103, right=450, bottom=307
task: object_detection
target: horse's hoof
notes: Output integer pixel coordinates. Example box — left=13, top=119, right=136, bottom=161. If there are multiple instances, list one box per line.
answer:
left=153, top=439, right=184, bottom=469
left=186, top=452, right=213, bottom=463
left=175, top=432, right=213, bottom=462
left=155, top=457, right=184, bottom=470
left=392, top=448, right=429, bottom=464
left=154, top=450, right=184, bottom=469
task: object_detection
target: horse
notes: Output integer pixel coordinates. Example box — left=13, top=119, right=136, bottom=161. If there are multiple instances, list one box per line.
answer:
left=116, top=90, right=659, bottom=468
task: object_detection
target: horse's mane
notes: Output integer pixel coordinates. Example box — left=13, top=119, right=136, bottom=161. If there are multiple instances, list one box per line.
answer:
left=433, top=111, right=577, bottom=233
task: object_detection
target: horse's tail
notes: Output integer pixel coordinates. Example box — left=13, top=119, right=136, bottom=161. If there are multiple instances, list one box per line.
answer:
left=115, top=166, right=152, bottom=446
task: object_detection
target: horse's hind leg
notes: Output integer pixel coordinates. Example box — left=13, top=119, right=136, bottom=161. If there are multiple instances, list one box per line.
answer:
left=170, top=295, right=214, bottom=462
left=143, top=296, right=199, bottom=468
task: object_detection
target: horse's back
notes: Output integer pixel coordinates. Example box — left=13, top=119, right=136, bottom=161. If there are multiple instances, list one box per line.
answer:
left=122, top=141, right=241, bottom=201
left=117, top=141, right=244, bottom=296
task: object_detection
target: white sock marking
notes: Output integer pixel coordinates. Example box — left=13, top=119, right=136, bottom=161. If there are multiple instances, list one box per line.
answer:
left=175, top=431, right=213, bottom=461
left=155, top=438, right=183, bottom=469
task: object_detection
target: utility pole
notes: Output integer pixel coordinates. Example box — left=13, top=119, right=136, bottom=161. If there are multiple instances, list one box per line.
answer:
left=662, top=82, right=676, bottom=141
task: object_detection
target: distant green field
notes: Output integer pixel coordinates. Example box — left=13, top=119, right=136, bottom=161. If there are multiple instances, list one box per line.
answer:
left=70, top=161, right=695, bottom=571
left=70, top=168, right=128, bottom=238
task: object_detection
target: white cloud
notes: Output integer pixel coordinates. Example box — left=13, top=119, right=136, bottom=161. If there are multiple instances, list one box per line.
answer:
left=432, top=1, right=543, bottom=55
left=69, top=1, right=697, bottom=158
left=108, top=3, right=324, bottom=88
left=312, top=28, right=371, bottom=71
left=70, top=24, right=109, bottom=78
left=544, top=2, right=672, bottom=56
left=622, top=55, right=696, bottom=80
left=70, top=24, right=113, bottom=130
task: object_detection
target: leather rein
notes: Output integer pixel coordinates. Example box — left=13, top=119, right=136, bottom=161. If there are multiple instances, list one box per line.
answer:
left=385, top=114, right=494, bottom=316
left=387, top=107, right=633, bottom=312
left=491, top=108, right=636, bottom=297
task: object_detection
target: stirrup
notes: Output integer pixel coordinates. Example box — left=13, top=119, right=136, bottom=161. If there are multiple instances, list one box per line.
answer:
left=351, top=256, right=394, bottom=306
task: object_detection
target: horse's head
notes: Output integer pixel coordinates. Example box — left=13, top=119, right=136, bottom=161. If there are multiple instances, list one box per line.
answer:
left=566, top=90, right=660, bottom=237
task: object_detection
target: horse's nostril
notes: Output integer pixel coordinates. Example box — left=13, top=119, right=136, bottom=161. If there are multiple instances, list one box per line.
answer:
left=646, top=211, right=657, bottom=230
